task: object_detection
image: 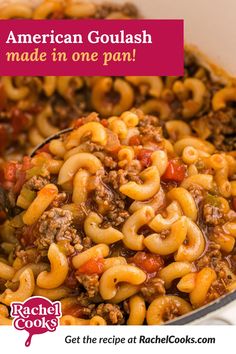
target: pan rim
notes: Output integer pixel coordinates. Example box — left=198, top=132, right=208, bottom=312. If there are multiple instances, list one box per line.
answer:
left=169, top=290, right=236, bottom=325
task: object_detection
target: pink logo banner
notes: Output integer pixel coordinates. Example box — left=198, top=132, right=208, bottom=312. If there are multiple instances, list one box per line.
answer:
left=0, top=19, right=184, bottom=76
left=11, top=296, right=61, bottom=347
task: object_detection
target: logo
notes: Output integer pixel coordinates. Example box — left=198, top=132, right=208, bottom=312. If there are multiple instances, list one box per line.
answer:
left=11, top=296, right=61, bottom=347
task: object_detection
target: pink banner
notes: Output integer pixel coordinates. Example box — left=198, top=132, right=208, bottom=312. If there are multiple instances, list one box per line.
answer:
left=0, top=19, right=184, bottom=76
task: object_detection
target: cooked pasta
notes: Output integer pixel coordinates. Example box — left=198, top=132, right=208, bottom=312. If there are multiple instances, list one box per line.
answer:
left=0, top=108, right=235, bottom=325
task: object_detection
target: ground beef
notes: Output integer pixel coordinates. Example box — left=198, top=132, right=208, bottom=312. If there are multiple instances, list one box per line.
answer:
left=95, top=2, right=138, bottom=19
left=127, top=160, right=143, bottom=176
left=104, top=167, right=142, bottom=191
left=76, top=292, right=100, bottom=312
left=15, top=248, right=41, bottom=265
left=71, top=292, right=96, bottom=317
left=34, top=208, right=82, bottom=251
left=215, top=260, right=235, bottom=284
left=203, top=203, right=223, bottom=225
left=205, top=260, right=233, bottom=303
left=104, top=207, right=130, bottom=228
left=93, top=177, right=116, bottom=211
left=140, top=277, right=166, bottom=302
left=81, top=236, right=93, bottom=250
left=138, top=115, right=164, bottom=146
left=80, top=142, right=104, bottom=153
left=161, top=300, right=183, bottom=322
left=139, top=123, right=163, bottom=145
left=94, top=152, right=117, bottom=169
left=191, top=109, right=236, bottom=151
left=93, top=303, right=125, bottom=324
left=139, top=114, right=160, bottom=128
left=104, top=170, right=128, bottom=190
left=92, top=172, right=130, bottom=227
left=188, top=185, right=204, bottom=205
left=77, top=292, right=92, bottom=307
left=24, top=176, right=49, bottom=191
left=205, top=285, right=221, bottom=304
left=76, top=274, right=99, bottom=298
left=195, top=242, right=222, bottom=270
left=49, top=94, right=87, bottom=129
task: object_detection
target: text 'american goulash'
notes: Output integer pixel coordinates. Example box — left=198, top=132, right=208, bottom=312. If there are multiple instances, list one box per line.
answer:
left=6, top=29, right=153, bottom=44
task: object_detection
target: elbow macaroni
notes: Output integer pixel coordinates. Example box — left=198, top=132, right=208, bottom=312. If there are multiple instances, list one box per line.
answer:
left=120, top=166, right=160, bottom=201
left=122, top=206, right=155, bottom=250
left=84, top=212, right=124, bottom=244
left=37, top=243, right=69, bottom=289
left=99, top=265, right=146, bottom=300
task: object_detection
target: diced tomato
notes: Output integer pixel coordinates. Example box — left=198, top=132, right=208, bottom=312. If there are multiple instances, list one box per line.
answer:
left=162, top=159, right=186, bottom=183
left=1, top=154, right=31, bottom=193
left=129, top=135, right=141, bottom=146
left=137, top=149, right=153, bottom=168
left=11, top=109, right=29, bottom=137
left=232, top=197, right=236, bottom=211
left=3, top=162, right=18, bottom=182
left=12, top=157, right=31, bottom=194
left=101, top=119, right=108, bottom=127
left=77, top=258, right=104, bottom=275
left=0, top=125, right=8, bottom=153
left=74, top=118, right=84, bottom=128
left=22, top=156, right=31, bottom=171
left=131, top=252, right=164, bottom=273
